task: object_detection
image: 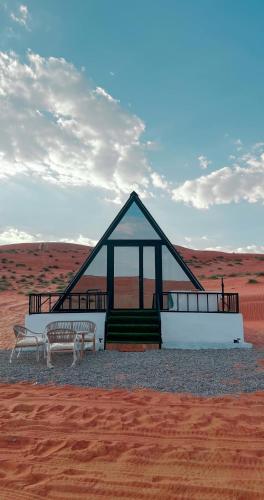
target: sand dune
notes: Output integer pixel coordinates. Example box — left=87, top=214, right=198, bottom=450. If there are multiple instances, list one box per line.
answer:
left=0, top=383, right=264, bottom=499
left=0, top=244, right=264, bottom=499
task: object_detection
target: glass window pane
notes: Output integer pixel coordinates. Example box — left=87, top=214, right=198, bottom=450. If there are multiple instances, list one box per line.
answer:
left=143, top=246, right=156, bottom=308
left=109, top=202, right=160, bottom=240
left=83, top=246, right=107, bottom=279
left=162, top=245, right=193, bottom=292
left=114, top=246, right=139, bottom=308
left=72, top=245, right=107, bottom=309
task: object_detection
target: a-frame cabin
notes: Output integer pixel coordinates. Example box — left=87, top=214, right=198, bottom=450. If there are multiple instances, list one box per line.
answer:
left=26, top=192, right=246, bottom=350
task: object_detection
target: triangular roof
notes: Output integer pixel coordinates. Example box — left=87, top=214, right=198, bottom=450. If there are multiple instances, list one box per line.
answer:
left=56, top=191, right=203, bottom=306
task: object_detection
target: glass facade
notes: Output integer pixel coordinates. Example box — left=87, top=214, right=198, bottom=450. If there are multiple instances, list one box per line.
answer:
left=114, top=246, right=139, bottom=308
left=162, top=245, right=193, bottom=293
left=69, top=241, right=195, bottom=309
left=109, top=202, right=160, bottom=240
left=58, top=195, right=200, bottom=311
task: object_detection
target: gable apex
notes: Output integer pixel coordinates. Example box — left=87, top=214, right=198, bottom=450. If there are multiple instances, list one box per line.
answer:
left=129, top=190, right=139, bottom=198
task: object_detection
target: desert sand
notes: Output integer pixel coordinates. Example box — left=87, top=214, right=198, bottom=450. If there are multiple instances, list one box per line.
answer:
left=0, top=243, right=264, bottom=499
left=0, top=383, right=264, bottom=499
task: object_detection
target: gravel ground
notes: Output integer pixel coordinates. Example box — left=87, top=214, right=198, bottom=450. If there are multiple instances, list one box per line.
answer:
left=1, top=348, right=264, bottom=396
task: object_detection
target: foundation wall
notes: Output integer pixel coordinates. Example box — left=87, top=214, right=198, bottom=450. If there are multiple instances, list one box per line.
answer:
left=161, top=312, right=251, bottom=349
left=25, top=312, right=106, bottom=351
left=25, top=311, right=251, bottom=350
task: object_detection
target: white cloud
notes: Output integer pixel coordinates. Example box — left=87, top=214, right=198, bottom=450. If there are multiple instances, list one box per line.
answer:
left=253, top=142, right=264, bottom=151
left=234, top=138, right=243, bottom=152
left=1, top=50, right=263, bottom=215
left=197, top=155, right=211, bottom=169
left=0, top=51, right=163, bottom=198
left=151, top=172, right=168, bottom=189
left=0, top=228, right=40, bottom=245
left=0, top=227, right=97, bottom=246
left=10, top=4, right=29, bottom=29
left=61, top=235, right=97, bottom=246
left=172, top=153, right=264, bottom=209
left=205, top=244, right=264, bottom=254
left=181, top=234, right=210, bottom=249
left=95, top=86, right=118, bottom=103
left=104, top=195, right=122, bottom=205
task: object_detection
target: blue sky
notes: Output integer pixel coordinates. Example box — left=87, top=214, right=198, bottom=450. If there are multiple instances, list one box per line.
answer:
left=0, top=0, right=264, bottom=252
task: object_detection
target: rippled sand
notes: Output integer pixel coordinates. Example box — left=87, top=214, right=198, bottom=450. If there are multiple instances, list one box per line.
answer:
left=0, top=383, right=264, bottom=499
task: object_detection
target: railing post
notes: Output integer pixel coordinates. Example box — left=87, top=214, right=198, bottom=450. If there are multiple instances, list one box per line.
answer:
left=221, top=277, right=225, bottom=312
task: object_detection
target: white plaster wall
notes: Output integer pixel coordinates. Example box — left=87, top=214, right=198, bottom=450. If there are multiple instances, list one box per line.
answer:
left=25, top=311, right=251, bottom=351
left=25, top=312, right=106, bottom=350
left=161, top=312, right=251, bottom=349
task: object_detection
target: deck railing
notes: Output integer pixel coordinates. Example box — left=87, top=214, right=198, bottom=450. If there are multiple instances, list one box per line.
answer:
left=158, top=291, right=239, bottom=313
left=29, top=291, right=239, bottom=314
left=28, top=292, right=108, bottom=314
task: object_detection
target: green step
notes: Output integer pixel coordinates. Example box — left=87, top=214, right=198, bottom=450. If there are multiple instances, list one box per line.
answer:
left=107, top=330, right=159, bottom=337
left=107, top=332, right=160, bottom=342
left=108, top=315, right=159, bottom=324
left=106, top=308, right=161, bottom=347
left=109, top=310, right=158, bottom=317
left=108, top=323, right=160, bottom=333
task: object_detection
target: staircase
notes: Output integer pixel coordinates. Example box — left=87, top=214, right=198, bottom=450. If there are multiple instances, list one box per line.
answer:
left=105, top=309, right=161, bottom=351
